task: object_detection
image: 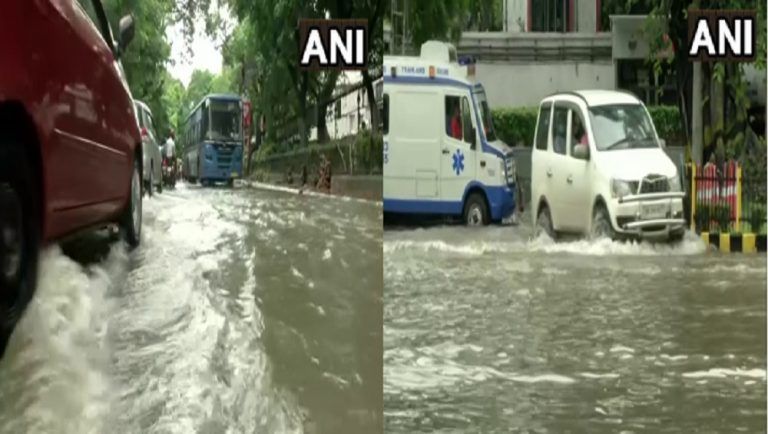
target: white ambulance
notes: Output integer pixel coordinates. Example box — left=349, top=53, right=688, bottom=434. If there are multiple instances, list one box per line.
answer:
left=383, top=41, right=519, bottom=225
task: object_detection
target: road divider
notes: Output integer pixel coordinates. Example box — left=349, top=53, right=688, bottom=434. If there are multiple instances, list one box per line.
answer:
left=700, top=232, right=767, bottom=253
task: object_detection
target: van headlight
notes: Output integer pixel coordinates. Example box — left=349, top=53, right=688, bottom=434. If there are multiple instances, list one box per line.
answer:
left=611, top=179, right=635, bottom=198
left=668, top=175, right=681, bottom=192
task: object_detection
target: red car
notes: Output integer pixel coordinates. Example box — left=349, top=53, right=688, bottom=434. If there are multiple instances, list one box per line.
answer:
left=0, top=1, right=142, bottom=356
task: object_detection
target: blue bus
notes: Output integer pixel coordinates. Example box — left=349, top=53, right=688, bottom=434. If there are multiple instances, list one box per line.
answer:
left=181, top=94, right=244, bottom=187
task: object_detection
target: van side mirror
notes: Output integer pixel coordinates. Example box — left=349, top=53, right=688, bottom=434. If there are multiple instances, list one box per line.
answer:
left=118, top=14, right=135, bottom=55
left=573, top=143, right=590, bottom=160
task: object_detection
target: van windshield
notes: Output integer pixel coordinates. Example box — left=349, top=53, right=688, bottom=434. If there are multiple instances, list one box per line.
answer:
left=473, top=89, right=497, bottom=142
left=588, top=104, right=659, bottom=151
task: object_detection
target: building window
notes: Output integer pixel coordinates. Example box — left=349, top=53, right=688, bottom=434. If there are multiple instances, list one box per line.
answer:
left=531, top=0, right=572, bottom=32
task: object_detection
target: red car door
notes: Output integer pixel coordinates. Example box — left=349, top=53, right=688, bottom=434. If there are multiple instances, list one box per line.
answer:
left=42, top=0, right=135, bottom=237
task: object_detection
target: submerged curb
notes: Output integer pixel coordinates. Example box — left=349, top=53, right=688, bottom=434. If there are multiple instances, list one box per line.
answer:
left=700, top=232, right=767, bottom=253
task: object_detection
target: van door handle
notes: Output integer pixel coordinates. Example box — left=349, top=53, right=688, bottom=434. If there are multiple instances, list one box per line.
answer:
left=442, top=148, right=450, bottom=155
left=546, top=169, right=552, bottom=177
left=480, top=160, right=486, bottom=168
left=567, top=175, right=573, bottom=184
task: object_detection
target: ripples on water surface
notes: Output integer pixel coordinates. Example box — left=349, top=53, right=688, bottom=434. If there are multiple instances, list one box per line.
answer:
left=0, top=183, right=382, bottom=434
left=385, top=225, right=766, bottom=433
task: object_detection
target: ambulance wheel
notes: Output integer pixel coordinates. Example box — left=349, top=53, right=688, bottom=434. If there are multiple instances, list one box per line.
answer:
left=0, top=143, right=39, bottom=359
left=464, top=193, right=489, bottom=227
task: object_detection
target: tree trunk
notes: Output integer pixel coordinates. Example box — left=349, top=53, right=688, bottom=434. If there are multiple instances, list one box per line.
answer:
left=692, top=61, right=703, bottom=166
left=315, top=71, right=341, bottom=143
left=298, top=71, right=309, bottom=149
left=361, top=69, right=379, bottom=132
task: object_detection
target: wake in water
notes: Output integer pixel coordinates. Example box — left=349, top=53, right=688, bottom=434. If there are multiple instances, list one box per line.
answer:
left=0, top=245, right=126, bottom=434
left=0, top=188, right=305, bottom=434
left=384, top=225, right=708, bottom=257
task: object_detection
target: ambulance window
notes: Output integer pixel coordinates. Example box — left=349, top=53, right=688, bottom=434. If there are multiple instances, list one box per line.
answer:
left=461, top=97, right=474, bottom=145
left=445, top=96, right=463, bottom=140
left=535, top=103, right=552, bottom=150
left=552, top=104, right=568, bottom=155
left=382, top=94, right=389, bottom=134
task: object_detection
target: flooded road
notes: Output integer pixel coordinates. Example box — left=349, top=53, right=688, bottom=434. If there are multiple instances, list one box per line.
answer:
left=0, top=183, right=382, bottom=434
left=384, top=224, right=766, bottom=433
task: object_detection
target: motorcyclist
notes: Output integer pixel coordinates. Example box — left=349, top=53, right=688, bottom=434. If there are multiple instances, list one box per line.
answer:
left=163, top=131, right=176, bottom=182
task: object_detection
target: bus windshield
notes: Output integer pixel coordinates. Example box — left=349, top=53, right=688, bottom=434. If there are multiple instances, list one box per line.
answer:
left=207, top=100, right=242, bottom=142
left=473, top=89, right=497, bottom=142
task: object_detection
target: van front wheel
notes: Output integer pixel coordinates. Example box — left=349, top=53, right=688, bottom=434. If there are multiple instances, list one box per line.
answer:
left=464, top=193, right=489, bottom=227
left=535, top=206, right=555, bottom=240
left=591, top=204, right=616, bottom=240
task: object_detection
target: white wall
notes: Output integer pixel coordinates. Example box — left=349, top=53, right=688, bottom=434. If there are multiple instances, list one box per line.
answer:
left=475, top=60, right=615, bottom=108
left=504, top=0, right=527, bottom=32
left=576, top=0, right=598, bottom=33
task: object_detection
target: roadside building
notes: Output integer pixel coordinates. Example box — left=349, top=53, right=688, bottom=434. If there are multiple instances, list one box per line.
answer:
left=309, top=74, right=383, bottom=141
left=385, top=0, right=764, bottom=113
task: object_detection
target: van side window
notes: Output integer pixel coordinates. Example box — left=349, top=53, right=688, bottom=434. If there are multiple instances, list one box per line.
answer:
left=569, top=109, right=588, bottom=157
left=445, top=96, right=463, bottom=140
left=552, top=105, right=568, bottom=155
left=460, top=97, right=473, bottom=145
left=535, top=103, right=551, bottom=150
left=383, top=94, right=389, bottom=134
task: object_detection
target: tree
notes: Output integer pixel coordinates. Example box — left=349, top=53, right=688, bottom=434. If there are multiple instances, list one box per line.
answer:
left=465, top=0, right=503, bottom=31
left=406, top=0, right=466, bottom=47
left=644, top=0, right=766, bottom=164
left=105, top=0, right=174, bottom=134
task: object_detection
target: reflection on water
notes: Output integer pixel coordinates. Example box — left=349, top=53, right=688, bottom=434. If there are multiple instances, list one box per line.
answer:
left=385, top=225, right=766, bottom=433
left=0, top=183, right=382, bottom=434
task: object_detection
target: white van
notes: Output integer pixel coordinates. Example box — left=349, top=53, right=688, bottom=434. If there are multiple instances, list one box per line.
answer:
left=383, top=41, right=519, bottom=225
left=531, top=90, right=686, bottom=241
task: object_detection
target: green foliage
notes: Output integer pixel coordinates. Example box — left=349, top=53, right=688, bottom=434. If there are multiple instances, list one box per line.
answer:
left=491, top=105, right=684, bottom=147
left=404, top=0, right=466, bottom=47
left=355, top=131, right=383, bottom=174
left=253, top=141, right=280, bottom=163
left=749, top=204, right=766, bottom=234
left=104, top=0, right=173, bottom=134
left=491, top=107, right=538, bottom=147
left=643, top=1, right=767, bottom=163
left=647, top=105, right=682, bottom=145
left=465, top=0, right=504, bottom=31
left=161, top=72, right=185, bottom=134
left=714, top=203, right=732, bottom=232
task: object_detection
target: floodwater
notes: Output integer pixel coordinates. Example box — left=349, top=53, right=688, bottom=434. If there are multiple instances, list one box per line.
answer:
left=0, top=182, right=382, bottom=434
left=384, top=223, right=766, bottom=433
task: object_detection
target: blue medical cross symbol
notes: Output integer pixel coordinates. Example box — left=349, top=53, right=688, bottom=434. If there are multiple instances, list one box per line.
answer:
left=452, top=149, right=465, bottom=175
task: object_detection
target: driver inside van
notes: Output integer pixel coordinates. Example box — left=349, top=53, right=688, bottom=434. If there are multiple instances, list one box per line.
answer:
left=450, top=104, right=462, bottom=140
left=572, top=114, right=589, bottom=147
